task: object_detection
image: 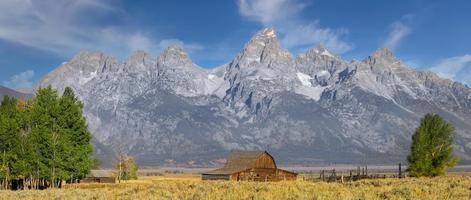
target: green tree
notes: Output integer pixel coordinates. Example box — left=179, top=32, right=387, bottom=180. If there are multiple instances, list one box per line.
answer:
left=116, top=156, right=138, bottom=181
left=125, top=156, right=138, bottom=180
left=0, top=96, right=21, bottom=189
left=58, top=87, right=93, bottom=182
left=11, top=99, right=34, bottom=188
left=29, top=87, right=71, bottom=188
left=0, top=86, right=96, bottom=189
left=407, top=113, right=458, bottom=177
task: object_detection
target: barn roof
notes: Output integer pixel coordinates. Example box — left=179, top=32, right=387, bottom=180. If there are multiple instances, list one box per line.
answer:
left=87, top=170, right=115, bottom=178
left=203, top=150, right=273, bottom=175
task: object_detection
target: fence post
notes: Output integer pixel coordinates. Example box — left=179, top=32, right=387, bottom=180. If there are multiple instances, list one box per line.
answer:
left=398, top=163, right=402, bottom=179
left=365, top=166, right=368, bottom=178
left=321, top=170, right=325, bottom=181
left=357, top=166, right=360, bottom=180
left=332, top=169, right=336, bottom=181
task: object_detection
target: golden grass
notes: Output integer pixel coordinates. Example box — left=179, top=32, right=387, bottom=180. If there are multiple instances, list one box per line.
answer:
left=0, top=175, right=470, bottom=200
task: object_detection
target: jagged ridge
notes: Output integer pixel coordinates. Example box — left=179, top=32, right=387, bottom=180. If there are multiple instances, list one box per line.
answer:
left=37, top=28, right=471, bottom=166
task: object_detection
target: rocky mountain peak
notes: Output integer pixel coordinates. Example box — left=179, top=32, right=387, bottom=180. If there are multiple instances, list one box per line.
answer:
left=128, top=50, right=149, bottom=61
left=303, top=45, right=336, bottom=58
left=254, top=27, right=277, bottom=39
left=367, top=48, right=400, bottom=65
left=158, top=45, right=193, bottom=66
left=45, top=51, right=115, bottom=79
left=36, top=51, right=118, bottom=93
left=372, top=47, right=394, bottom=57
left=124, top=50, right=155, bottom=72
left=231, top=27, right=293, bottom=68
left=244, top=27, right=280, bottom=51
left=314, top=45, right=330, bottom=54
left=70, top=51, right=115, bottom=65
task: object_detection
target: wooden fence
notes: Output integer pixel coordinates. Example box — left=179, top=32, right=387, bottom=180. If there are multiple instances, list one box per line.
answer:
left=304, top=163, right=405, bottom=183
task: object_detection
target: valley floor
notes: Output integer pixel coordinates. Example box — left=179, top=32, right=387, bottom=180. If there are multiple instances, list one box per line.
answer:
left=0, top=175, right=470, bottom=200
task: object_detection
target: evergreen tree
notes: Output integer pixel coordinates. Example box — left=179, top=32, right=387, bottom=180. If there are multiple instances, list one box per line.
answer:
left=407, top=113, right=458, bottom=177
left=58, top=87, right=93, bottom=182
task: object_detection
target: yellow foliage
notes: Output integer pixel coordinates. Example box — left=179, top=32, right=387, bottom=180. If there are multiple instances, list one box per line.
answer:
left=0, top=175, right=470, bottom=200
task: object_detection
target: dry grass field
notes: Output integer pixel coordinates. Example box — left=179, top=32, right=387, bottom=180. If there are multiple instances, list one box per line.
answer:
left=0, top=174, right=470, bottom=200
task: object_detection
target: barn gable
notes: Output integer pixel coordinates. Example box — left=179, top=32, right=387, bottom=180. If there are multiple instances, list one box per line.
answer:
left=202, top=150, right=297, bottom=181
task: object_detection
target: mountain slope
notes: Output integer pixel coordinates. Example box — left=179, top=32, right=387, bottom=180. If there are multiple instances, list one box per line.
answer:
left=0, top=85, right=32, bottom=101
left=37, top=28, right=471, bottom=166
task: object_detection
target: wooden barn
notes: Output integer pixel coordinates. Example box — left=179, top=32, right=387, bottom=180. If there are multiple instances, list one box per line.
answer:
left=81, top=170, right=116, bottom=183
left=202, top=151, right=297, bottom=181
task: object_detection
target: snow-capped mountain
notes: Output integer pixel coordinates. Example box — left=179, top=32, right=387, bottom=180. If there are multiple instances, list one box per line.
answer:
left=37, top=28, right=471, bottom=166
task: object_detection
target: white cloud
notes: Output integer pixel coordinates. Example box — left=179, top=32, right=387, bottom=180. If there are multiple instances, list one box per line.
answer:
left=383, top=15, right=414, bottom=50
left=383, top=22, right=411, bottom=50
left=429, top=55, right=471, bottom=86
left=238, top=0, right=304, bottom=25
left=3, top=70, right=35, bottom=89
left=0, top=0, right=201, bottom=59
left=237, top=0, right=352, bottom=54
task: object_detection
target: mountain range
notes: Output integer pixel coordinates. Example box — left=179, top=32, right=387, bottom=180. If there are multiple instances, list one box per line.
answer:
left=0, top=85, right=32, bottom=101
left=36, top=28, right=471, bottom=166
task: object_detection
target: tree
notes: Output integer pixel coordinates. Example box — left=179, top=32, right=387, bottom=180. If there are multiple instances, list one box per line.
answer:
left=407, top=113, right=458, bottom=177
left=114, top=144, right=138, bottom=181
left=58, top=87, right=93, bottom=182
left=116, top=156, right=138, bottom=181
left=124, top=156, right=138, bottom=180
left=11, top=98, right=34, bottom=190
left=0, top=86, right=96, bottom=190
left=0, top=96, right=21, bottom=189
left=29, top=86, right=70, bottom=188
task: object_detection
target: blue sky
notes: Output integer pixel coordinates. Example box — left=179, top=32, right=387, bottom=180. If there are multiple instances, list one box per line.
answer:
left=1, top=0, right=470, bottom=89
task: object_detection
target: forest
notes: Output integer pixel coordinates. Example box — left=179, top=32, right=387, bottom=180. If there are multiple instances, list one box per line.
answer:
left=0, top=86, right=94, bottom=190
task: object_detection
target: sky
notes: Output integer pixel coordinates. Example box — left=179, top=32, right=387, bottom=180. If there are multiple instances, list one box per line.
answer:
left=0, top=0, right=470, bottom=89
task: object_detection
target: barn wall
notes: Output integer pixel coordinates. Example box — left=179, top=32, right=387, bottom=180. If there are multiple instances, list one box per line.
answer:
left=202, top=174, right=230, bottom=180
left=232, top=170, right=251, bottom=181
left=254, top=153, right=276, bottom=169
left=233, top=168, right=280, bottom=181
left=276, top=169, right=298, bottom=181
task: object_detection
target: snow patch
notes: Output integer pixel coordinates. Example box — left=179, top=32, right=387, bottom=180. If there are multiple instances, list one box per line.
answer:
left=315, top=70, right=330, bottom=78
left=321, top=50, right=334, bottom=57
left=312, top=48, right=334, bottom=58
left=294, top=85, right=326, bottom=101
left=207, top=74, right=216, bottom=80
left=201, top=73, right=228, bottom=98
left=296, top=72, right=313, bottom=87
left=246, top=57, right=260, bottom=64
left=264, top=29, right=276, bottom=37
left=79, top=71, right=97, bottom=84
